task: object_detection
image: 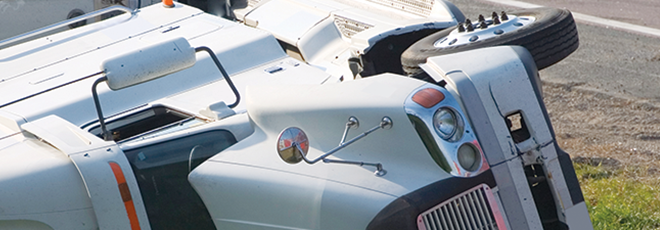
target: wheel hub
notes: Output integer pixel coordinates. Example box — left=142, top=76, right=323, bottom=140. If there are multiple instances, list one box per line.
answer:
left=434, top=13, right=536, bottom=48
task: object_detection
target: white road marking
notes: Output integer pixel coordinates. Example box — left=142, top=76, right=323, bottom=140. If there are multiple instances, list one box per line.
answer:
left=483, top=0, right=542, bottom=9
left=483, top=0, right=660, bottom=38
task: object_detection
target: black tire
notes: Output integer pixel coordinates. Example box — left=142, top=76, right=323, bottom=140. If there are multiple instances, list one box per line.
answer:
left=401, top=7, right=579, bottom=75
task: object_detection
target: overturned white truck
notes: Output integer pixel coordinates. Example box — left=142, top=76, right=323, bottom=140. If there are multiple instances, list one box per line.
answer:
left=0, top=2, right=591, bottom=230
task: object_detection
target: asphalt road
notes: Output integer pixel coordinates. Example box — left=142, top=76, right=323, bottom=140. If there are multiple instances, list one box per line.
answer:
left=450, top=0, right=660, bottom=103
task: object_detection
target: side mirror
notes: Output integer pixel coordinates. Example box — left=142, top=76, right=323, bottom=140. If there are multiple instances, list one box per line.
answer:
left=276, top=117, right=390, bottom=176
left=276, top=127, right=309, bottom=164
left=92, top=37, right=195, bottom=141
left=101, top=37, right=196, bottom=90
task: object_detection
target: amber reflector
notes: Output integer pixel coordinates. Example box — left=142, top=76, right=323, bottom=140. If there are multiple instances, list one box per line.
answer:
left=412, top=88, right=445, bottom=108
left=109, top=162, right=141, bottom=230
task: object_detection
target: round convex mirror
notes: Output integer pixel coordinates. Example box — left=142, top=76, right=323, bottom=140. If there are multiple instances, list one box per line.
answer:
left=277, top=127, right=309, bottom=164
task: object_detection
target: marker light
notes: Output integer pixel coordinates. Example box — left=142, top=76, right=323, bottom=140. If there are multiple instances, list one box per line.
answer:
left=412, top=88, right=445, bottom=108
left=163, top=0, right=174, bottom=8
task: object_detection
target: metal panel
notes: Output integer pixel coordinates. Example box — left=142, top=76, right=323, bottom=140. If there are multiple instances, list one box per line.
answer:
left=21, top=115, right=151, bottom=230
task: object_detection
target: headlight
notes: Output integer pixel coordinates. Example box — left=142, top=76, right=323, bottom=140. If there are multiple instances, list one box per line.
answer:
left=433, top=107, right=463, bottom=141
left=457, top=143, right=481, bottom=172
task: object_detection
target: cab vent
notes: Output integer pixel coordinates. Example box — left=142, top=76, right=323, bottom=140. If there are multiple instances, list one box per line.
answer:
left=334, top=15, right=373, bottom=38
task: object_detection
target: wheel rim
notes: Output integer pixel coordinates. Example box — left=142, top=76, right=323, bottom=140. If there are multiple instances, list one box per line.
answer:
left=434, top=12, right=536, bottom=48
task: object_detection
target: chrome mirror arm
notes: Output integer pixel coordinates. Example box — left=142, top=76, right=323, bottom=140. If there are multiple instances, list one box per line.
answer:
left=194, top=47, right=240, bottom=108
left=297, top=116, right=392, bottom=176
left=339, top=116, right=359, bottom=144
left=91, top=76, right=112, bottom=141
left=322, top=158, right=387, bottom=176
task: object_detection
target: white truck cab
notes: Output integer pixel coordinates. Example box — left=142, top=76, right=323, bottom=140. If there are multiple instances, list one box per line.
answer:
left=0, top=2, right=592, bottom=230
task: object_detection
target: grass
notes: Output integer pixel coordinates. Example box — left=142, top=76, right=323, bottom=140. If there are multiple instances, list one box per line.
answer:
left=575, top=163, right=660, bottom=229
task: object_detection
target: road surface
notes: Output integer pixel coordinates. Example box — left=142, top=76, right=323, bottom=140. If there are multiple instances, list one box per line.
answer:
left=451, top=0, right=660, bottom=103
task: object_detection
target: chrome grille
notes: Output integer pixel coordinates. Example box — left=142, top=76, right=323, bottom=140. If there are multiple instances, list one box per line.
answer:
left=367, top=0, right=434, bottom=17
left=334, top=15, right=373, bottom=38
left=418, top=184, right=502, bottom=230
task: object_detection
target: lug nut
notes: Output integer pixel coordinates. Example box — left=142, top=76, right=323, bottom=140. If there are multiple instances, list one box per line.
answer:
left=479, top=21, right=488, bottom=29
left=465, top=19, right=474, bottom=32
left=478, top=14, right=485, bottom=22
left=457, top=23, right=465, bottom=32
left=492, top=12, right=501, bottom=25
left=501, top=11, right=509, bottom=21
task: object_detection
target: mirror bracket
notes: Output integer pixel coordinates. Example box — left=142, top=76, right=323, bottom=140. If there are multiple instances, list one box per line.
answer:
left=194, top=46, right=240, bottom=108
left=91, top=76, right=112, bottom=141
left=299, top=116, right=392, bottom=176
left=323, top=158, right=387, bottom=176
left=339, top=116, right=359, bottom=144
left=90, top=40, right=242, bottom=141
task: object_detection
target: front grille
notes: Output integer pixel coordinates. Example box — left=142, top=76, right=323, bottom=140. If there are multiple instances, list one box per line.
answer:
left=334, top=15, right=373, bottom=38
left=417, top=184, right=502, bottom=230
left=367, top=0, right=434, bottom=17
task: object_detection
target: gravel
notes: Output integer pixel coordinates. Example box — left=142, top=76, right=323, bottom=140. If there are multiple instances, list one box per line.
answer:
left=543, top=80, right=660, bottom=172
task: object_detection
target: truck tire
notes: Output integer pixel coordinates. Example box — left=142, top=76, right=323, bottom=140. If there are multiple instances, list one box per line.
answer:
left=401, top=7, right=579, bottom=76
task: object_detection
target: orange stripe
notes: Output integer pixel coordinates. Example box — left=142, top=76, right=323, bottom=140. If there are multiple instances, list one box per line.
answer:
left=109, top=162, right=127, bottom=184
left=109, top=162, right=142, bottom=230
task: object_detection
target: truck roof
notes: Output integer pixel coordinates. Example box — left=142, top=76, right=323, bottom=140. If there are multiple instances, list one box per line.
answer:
left=0, top=3, right=330, bottom=135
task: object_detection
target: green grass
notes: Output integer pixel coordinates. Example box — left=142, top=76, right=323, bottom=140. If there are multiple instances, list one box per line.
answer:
left=575, top=163, right=660, bottom=229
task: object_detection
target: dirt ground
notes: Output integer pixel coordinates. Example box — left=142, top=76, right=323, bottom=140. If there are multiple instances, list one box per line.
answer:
left=543, top=80, right=660, bottom=173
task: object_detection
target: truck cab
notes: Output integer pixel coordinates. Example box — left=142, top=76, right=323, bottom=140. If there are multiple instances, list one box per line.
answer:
left=0, top=2, right=592, bottom=229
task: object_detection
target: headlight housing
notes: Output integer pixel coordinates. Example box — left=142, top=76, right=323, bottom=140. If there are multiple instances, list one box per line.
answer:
left=433, top=107, right=463, bottom=142
left=457, top=143, right=481, bottom=172
left=407, top=86, right=487, bottom=177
